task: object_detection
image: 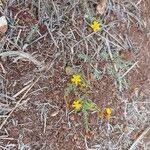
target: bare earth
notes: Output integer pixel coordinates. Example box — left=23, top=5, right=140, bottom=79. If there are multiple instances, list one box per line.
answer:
left=0, top=0, right=150, bottom=150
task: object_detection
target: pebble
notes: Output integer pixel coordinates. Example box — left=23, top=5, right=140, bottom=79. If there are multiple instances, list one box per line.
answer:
left=0, top=16, right=8, bottom=34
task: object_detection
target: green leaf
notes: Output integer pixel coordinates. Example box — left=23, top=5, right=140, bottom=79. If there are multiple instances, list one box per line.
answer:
left=100, top=51, right=109, bottom=60
left=78, top=53, right=90, bottom=61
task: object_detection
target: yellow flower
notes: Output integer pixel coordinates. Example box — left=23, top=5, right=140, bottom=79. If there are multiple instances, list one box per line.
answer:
left=71, top=74, right=82, bottom=86
left=91, top=20, right=101, bottom=32
left=105, top=107, right=112, bottom=118
left=72, top=99, right=82, bottom=110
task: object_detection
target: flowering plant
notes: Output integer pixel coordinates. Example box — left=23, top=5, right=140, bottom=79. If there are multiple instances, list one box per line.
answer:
left=64, top=67, right=112, bottom=133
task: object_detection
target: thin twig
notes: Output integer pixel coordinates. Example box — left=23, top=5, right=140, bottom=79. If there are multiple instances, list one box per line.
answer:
left=0, top=51, right=45, bottom=70
left=0, top=77, right=40, bottom=130
left=12, top=84, right=32, bottom=98
left=129, top=126, right=150, bottom=150
left=121, top=61, right=138, bottom=78
left=105, top=37, right=118, bottom=72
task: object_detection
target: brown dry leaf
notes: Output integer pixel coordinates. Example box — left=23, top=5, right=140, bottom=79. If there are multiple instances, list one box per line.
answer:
left=119, top=50, right=133, bottom=61
left=131, top=131, right=139, bottom=140
left=0, top=16, right=8, bottom=33
left=85, top=130, right=95, bottom=139
left=96, top=0, right=108, bottom=15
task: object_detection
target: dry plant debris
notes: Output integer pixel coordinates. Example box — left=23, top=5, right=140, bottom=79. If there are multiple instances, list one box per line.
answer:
left=0, top=0, right=149, bottom=149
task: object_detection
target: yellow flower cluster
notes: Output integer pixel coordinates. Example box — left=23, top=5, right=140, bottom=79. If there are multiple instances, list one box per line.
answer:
left=91, top=20, right=101, bottom=32
left=72, top=99, right=82, bottom=110
left=71, top=74, right=82, bottom=86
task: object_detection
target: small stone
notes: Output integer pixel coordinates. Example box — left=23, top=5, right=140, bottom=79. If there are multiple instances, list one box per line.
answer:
left=0, top=0, right=2, bottom=6
left=51, top=110, right=59, bottom=117
left=0, top=16, right=8, bottom=34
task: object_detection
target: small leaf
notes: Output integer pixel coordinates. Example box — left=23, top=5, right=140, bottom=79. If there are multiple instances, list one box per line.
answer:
left=78, top=53, right=90, bottom=61
left=100, top=51, right=109, bottom=60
